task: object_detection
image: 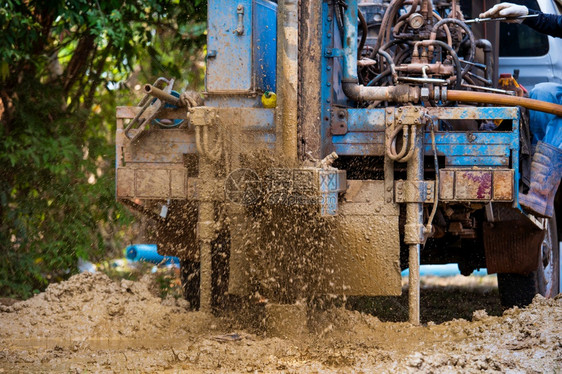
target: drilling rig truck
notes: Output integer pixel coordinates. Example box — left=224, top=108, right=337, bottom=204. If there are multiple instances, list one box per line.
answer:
left=116, top=0, right=561, bottom=324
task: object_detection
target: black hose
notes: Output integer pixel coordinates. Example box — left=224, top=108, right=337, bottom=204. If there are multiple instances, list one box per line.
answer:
left=358, top=8, right=368, bottom=59
left=430, top=18, right=475, bottom=78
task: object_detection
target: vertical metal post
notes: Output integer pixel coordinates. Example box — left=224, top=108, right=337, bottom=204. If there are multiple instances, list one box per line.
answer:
left=198, top=159, right=215, bottom=313
left=405, top=125, right=424, bottom=325
left=275, top=0, right=299, bottom=164
left=342, top=0, right=358, bottom=81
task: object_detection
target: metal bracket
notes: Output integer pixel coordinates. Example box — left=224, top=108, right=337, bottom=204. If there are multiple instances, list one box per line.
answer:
left=324, top=48, right=345, bottom=57
left=331, top=107, right=348, bottom=135
left=395, top=180, right=435, bottom=203
left=393, top=106, right=426, bottom=126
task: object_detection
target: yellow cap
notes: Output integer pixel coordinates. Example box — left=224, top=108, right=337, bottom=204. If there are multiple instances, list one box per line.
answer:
left=261, top=91, right=277, bottom=108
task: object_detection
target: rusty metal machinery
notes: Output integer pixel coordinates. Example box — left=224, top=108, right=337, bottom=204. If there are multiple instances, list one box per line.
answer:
left=115, top=0, right=561, bottom=326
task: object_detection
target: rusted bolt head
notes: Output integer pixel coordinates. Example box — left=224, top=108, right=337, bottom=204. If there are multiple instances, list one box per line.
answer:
left=338, top=111, right=345, bottom=119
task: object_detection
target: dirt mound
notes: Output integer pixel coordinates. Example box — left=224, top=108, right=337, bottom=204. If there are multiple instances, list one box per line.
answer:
left=0, top=273, right=560, bottom=373
left=0, top=272, right=211, bottom=341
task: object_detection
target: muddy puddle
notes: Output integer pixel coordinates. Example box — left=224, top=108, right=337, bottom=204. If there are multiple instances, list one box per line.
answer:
left=0, top=272, right=560, bottom=373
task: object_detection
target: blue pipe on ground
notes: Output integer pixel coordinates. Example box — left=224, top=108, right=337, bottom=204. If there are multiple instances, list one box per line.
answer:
left=125, top=244, right=180, bottom=266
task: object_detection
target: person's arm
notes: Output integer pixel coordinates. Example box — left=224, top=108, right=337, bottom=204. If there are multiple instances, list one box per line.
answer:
left=523, top=8, right=562, bottom=38
left=480, top=2, right=562, bottom=38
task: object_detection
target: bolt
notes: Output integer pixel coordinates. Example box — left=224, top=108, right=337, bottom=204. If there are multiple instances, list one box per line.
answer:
left=375, top=206, right=381, bottom=213
left=326, top=99, right=331, bottom=103
left=386, top=198, right=392, bottom=203
left=398, top=120, right=402, bottom=124
left=338, top=111, right=345, bottom=119
left=386, top=186, right=392, bottom=192
left=237, top=4, right=243, bottom=10
left=414, top=107, right=419, bottom=112
left=398, top=108, right=402, bottom=112
left=327, top=17, right=332, bottom=22
left=327, top=33, right=332, bottom=39
left=327, top=66, right=332, bottom=71
left=327, top=82, right=331, bottom=87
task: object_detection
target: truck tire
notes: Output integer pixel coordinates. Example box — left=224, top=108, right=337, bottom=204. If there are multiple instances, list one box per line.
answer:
left=498, top=213, right=559, bottom=308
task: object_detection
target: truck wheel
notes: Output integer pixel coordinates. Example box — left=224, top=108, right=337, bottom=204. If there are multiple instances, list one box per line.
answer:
left=498, top=214, right=559, bottom=308
left=179, top=260, right=200, bottom=310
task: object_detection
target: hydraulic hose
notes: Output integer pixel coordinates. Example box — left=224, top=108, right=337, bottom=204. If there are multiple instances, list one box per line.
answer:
left=447, top=90, right=562, bottom=117
left=429, top=18, right=476, bottom=78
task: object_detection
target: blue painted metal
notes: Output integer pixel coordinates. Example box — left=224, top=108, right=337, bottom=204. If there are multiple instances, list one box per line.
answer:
left=342, top=0, right=358, bottom=81
left=207, top=0, right=254, bottom=92
left=319, top=170, right=344, bottom=216
left=207, top=0, right=277, bottom=93
left=254, top=0, right=277, bottom=92
left=126, top=244, right=180, bottom=266
left=321, top=1, right=334, bottom=157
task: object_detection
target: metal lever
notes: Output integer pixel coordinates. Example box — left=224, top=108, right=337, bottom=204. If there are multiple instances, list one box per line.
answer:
left=234, top=4, right=244, bottom=35
left=465, top=14, right=539, bottom=23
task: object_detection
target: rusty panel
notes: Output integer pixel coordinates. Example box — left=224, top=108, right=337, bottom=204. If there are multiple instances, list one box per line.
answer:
left=116, top=169, right=135, bottom=198
left=439, top=170, right=455, bottom=200
left=170, top=169, right=187, bottom=198
left=135, top=169, right=170, bottom=198
left=116, top=106, right=187, bottom=120
left=326, top=180, right=401, bottom=296
left=124, top=129, right=196, bottom=164
left=493, top=170, right=514, bottom=201
left=455, top=171, right=492, bottom=200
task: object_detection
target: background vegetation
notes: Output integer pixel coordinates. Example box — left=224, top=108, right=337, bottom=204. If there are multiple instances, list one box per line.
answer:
left=0, top=0, right=206, bottom=298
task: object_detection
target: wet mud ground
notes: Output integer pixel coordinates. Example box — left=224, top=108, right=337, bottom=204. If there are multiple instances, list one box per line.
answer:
left=0, top=272, right=560, bottom=373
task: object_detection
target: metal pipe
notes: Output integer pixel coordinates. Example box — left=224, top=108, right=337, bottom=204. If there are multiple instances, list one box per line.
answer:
left=405, top=125, right=424, bottom=325
left=275, top=0, right=298, bottom=164
left=198, top=159, right=215, bottom=313
left=343, top=0, right=359, bottom=81
left=342, top=1, right=420, bottom=102
left=447, top=90, right=562, bottom=117
left=143, top=84, right=182, bottom=107
left=342, top=81, right=420, bottom=102
left=476, top=39, right=493, bottom=84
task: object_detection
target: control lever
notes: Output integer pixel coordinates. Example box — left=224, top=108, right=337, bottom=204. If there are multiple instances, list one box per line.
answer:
left=465, top=14, right=539, bottom=23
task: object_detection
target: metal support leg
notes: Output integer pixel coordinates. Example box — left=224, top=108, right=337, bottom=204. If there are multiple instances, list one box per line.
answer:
left=405, top=126, right=424, bottom=325
left=198, top=160, right=215, bottom=313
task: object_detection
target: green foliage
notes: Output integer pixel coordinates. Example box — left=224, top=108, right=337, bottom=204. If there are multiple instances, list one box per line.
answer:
left=0, top=0, right=206, bottom=298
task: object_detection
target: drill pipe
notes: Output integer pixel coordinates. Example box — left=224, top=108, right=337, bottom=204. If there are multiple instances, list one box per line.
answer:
left=144, top=84, right=182, bottom=107
left=447, top=90, right=562, bottom=117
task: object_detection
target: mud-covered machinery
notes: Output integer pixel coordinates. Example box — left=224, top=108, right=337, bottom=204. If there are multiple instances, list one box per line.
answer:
left=116, top=0, right=561, bottom=324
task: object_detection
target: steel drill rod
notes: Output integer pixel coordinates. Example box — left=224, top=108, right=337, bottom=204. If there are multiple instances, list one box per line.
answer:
left=143, top=84, right=182, bottom=107
left=465, top=14, right=539, bottom=23
left=406, top=126, right=424, bottom=325
left=408, top=244, right=421, bottom=325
